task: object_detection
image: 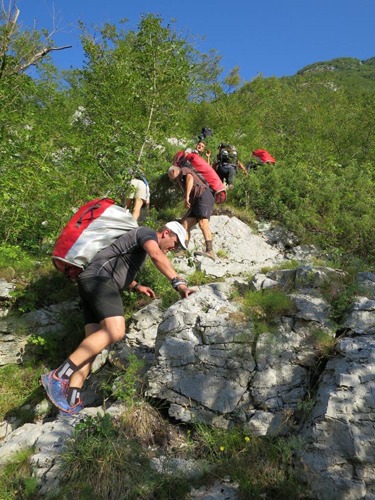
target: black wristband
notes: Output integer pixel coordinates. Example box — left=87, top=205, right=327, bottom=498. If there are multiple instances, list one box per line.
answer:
left=171, top=276, right=187, bottom=290
left=130, top=283, right=141, bottom=292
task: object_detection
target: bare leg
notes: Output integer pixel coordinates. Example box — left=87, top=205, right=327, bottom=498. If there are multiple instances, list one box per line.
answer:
left=194, top=219, right=216, bottom=260
left=68, top=316, right=125, bottom=389
left=198, top=218, right=212, bottom=244
left=132, top=198, right=144, bottom=221
left=182, top=217, right=197, bottom=245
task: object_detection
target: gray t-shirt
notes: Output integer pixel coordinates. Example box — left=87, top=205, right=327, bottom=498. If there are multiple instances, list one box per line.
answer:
left=79, top=227, right=158, bottom=290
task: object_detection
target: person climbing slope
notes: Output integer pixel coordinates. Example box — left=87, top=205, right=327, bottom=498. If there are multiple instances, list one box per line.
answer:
left=41, top=221, right=194, bottom=415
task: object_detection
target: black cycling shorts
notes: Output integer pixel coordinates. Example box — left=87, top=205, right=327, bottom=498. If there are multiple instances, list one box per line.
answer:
left=187, top=188, right=214, bottom=220
left=77, top=277, right=123, bottom=325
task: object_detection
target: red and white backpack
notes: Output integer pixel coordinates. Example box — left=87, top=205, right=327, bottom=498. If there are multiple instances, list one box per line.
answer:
left=52, top=198, right=138, bottom=280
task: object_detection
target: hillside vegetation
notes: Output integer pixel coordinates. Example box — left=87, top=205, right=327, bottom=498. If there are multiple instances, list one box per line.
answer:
left=1, top=7, right=374, bottom=498
left=1, top=7, right=374, bottom=267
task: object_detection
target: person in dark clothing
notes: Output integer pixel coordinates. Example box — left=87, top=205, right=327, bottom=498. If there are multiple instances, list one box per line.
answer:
left=213, top=143, right=247, bottom=189
left=41, top=221, right=194, bottom=415
left=168, top=165, right=216, bottom=261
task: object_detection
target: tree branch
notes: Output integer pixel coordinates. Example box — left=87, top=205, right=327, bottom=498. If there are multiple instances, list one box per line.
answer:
left=0, top=5, right=19, bottom=79
left=13, top=44, right=72, bottom=75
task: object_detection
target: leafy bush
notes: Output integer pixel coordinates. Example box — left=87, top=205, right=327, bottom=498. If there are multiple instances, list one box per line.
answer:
left=0, top=245, right=37, bottom=279
left=232, top=160, right=375, bottom=264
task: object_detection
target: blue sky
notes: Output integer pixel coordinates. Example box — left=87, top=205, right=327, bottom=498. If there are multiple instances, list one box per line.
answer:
left=14, top=0, right=375, bottom=81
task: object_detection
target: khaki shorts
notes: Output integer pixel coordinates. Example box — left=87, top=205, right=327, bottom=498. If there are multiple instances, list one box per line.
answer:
left=128, top=179, right=147, bottom=201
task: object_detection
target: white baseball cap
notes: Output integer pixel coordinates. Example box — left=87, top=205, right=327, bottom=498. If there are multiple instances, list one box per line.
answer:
left=165, top=221, right=187, bottom=249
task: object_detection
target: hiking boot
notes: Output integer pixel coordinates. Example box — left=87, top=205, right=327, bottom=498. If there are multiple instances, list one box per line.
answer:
left=59, top=399, right=85, bottom=417
left=41, top=370, right=70, bottom=412
left=194, top=250, right=217, bottom=261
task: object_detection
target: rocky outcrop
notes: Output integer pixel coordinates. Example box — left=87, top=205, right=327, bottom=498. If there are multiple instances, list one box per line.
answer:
left=0, top=300, right=80, bottom=367
left=175, top=215, right=285, bottom=278
left=298, top=272, right=375, bottom=499
left=300, top=334, right=375, bottom=499
left=145, top=268, right=337, bottom=434
left=1, top=216, right=375, bottom=499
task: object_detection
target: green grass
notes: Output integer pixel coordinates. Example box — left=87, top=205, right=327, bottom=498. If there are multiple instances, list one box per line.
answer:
left=59, top=412, right=192, bottom=500
left=110, top=354, right=146, bottom=406
left=0, top=363, right=45, bottom=422
left=0, top=448, right=38, bottom=500
left=187, top=270, right=213, bottom=287
left=319, top=269, right=359, bottom=324
left=58, top=352, right=309, bottom=499
left=309, top=328, right=337, bottom=358
left=243, top=289, right=295, bottom=323
left=59, top=414, right=308, bottom=499
left=260, top=259, right=301, bottom=274
left=192, top=425, right=308, bottom=499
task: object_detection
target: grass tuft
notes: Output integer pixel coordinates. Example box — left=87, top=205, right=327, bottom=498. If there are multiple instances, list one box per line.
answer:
left=0, top=448, right=37, bottom=499
left=243, top=289, right=295, bottom=322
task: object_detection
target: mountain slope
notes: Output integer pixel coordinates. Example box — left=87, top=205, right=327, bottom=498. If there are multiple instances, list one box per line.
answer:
left=296, top=56, right=375, bottom=93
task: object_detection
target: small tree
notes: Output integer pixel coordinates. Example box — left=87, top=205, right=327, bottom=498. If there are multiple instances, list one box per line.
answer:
left=0, top=0, right=71, bottom=80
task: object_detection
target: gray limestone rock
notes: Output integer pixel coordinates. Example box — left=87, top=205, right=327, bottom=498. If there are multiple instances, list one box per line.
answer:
left=300, top=336, right=375, bottom=499
left=187, top=215, right=285, bottom=277
left=0, top=278, right=15, bottom=300
left=1, top=216, right=375, bottom=499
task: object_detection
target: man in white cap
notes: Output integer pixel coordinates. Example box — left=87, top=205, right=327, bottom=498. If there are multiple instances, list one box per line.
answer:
left=41, top=221, right=194, bottom=416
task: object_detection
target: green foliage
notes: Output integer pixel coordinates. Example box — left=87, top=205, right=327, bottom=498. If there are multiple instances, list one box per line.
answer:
left=136, top=258, right=180, bottom=310
left=253, top=320, right=277, bottom=336
left=243, top=289, right=295, bottom=323
left=231, top=159, right=375, bottom=262
left=0, top=363, right=44, bottom=421
left=111, top=354, right=145, bottom=405
left=0, top=245, right=35, bottom=274
left=260, top=259, right=301, bottom=274
left=309, top=328, right=337, bottom=358
left=192, top=425, right=307, bottom=498
left=320, top=270, right=359, bottom=324
left=14, top=269, right=78, bottom=313
left=187, top=270, right=213, bottom=286
left=0, top=12, right=220, bottom=250
left=0, top=448, right=38, bottom=500
left=297, top=57, right=375, bottom=94
left=1, top=9, right=375, bottom=269
left=60, top=412, right=192, bottom=499
left=59, top=410, right=307, bottom=499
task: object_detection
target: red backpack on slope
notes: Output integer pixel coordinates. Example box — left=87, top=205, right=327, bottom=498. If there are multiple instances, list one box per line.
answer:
left=52, top=198, right=138, bottom=280
left=252, top=149, right=276, bottom=164
left=173, top=151, right=227, bottom=204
